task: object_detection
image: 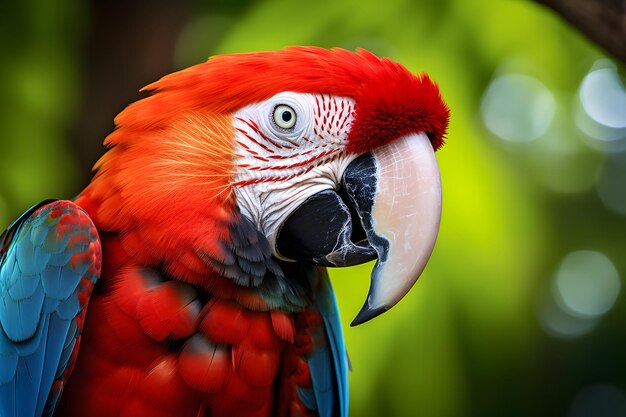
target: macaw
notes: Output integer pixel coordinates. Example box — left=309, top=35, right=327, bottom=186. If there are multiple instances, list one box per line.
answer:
left=0, top=47, right=449, bottom=417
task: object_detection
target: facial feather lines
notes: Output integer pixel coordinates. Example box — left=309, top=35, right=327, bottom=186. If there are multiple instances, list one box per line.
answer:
left=147, top=113, right=236, bottom=201
left=232, top=93, right=355, bottom=187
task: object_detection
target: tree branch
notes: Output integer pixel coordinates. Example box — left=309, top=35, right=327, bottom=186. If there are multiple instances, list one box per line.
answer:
left=535, top=0, right=626, bottom=64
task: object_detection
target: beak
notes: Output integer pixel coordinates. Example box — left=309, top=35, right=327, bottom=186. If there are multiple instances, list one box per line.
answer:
left=276, top=132, right=442, bottom=325
left=344, top=133, right=442, bottom=325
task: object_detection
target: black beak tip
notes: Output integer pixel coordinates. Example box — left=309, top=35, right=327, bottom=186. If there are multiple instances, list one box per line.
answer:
left=350, top=303, right=390, bottom=327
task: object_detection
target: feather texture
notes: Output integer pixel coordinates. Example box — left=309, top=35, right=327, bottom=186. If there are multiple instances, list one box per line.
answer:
left=13, top=47, right=450, bottom=417
left=0, top=200, right=101, bottom=417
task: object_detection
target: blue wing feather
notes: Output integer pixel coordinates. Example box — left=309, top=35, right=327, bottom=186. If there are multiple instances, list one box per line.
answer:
left=35, top=317, right=71, bottom=417
left=301, top=270, right=349, bottom=417
left=308, top=340, right=334, bottom=417
left=0, top=200, right=101, bottom=417
left=296, top=385, right=318, bottom=411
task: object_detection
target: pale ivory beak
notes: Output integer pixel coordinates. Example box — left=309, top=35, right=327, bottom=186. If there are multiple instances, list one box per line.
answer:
left=345, top=132, right=442, bottom=325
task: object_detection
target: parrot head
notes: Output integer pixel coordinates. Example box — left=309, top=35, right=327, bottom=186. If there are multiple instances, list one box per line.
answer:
left=80, top=47, right=449, bottom=325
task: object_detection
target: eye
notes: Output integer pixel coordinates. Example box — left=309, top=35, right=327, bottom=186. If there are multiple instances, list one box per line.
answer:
left=273, top=104, right=297, bottom=129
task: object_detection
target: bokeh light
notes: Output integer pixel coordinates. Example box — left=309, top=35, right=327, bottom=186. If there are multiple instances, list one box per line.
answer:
left=596, top=152, right=626, bottom=216
left=579, top=61, right=626, bottom=129
left=576, top=60, right=626, bottom=153
left=569, top=385, right=626, bottom=417
left=524, top=102, right=602, bottom=195
left=553, top=250, right=620, bottom=318
left=539, top=250, right=621, bottom=339
left=538, top=289, right=598, bottom=339
left=481, top=74, right=555, bottom=143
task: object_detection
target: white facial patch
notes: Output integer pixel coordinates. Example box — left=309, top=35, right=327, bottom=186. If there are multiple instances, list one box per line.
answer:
left=232, top=92, right=358, bottom=258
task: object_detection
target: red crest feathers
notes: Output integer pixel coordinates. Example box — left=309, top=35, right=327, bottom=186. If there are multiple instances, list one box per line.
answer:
left=116, top=46, right=449, bottom=151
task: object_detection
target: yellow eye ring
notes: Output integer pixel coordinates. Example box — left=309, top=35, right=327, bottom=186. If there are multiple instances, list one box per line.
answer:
left=273, top=104, right=297, bottom=129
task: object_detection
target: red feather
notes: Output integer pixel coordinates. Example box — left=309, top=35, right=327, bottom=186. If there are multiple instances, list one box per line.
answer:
left=58, top=47, right=450, bottom=417
left=271, top=311, right=296, bottom=343
left=178, top=336, right=230, bottom=393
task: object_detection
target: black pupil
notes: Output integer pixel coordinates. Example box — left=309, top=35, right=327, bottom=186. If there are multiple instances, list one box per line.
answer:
left=281, top=110, right=292, bottom=122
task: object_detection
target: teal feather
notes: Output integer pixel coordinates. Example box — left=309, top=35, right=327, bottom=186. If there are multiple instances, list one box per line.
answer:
left=0, top=200, right=101, bottom=417
left=300, top=271, right=350, bottom=417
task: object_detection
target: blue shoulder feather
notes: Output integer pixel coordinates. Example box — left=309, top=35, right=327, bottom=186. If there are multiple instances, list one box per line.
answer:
left=0, top=200, right=101, bottom=417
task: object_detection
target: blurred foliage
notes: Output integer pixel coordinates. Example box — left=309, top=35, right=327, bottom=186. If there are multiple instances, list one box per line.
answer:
left=0, top=0, right=85, bottom=224
left=1, top=0, right=625, bottom=416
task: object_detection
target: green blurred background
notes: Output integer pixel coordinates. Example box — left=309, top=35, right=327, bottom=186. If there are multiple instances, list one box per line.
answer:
left=1, top=0, right=625, bottom=415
